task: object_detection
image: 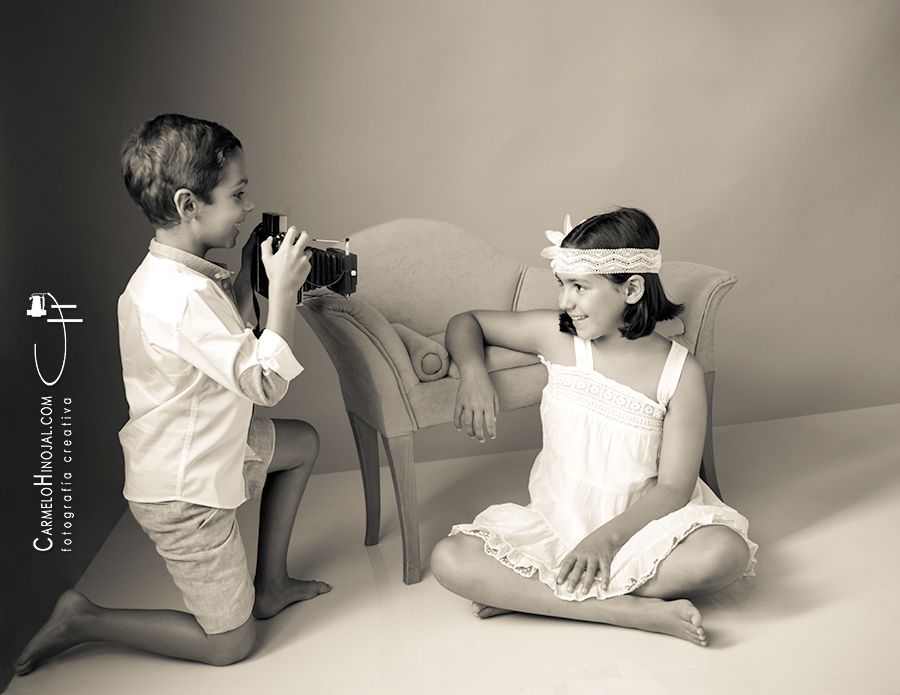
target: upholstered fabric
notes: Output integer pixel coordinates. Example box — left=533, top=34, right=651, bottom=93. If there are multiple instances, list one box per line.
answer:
left=390, top=323, right=450, bottom=381
left=347, top=218, right=527, bottom=336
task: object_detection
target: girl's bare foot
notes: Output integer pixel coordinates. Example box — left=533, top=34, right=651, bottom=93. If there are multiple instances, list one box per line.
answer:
left=632, top=598, right=707, bottom=646
left=14, top=590, right=95, bottom=676
left=253, top=578, right=331, bottom=620
left=475, top=596, right=706, bottom=646
left=472, top=602, right=513, bottom=618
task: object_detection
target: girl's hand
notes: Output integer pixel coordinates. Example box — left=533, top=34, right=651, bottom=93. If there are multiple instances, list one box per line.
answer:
left=453, top=371, right=499, bottom=442
left=556, top=527, right=622, bottom=595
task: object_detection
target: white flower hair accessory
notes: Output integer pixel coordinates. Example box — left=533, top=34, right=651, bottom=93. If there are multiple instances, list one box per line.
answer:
left=542, top=214, right=575, bottom=253
left=540, top=215, right=662, bottom=275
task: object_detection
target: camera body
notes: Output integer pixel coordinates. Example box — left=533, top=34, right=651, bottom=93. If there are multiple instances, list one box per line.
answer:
left=252, top=212, right=358, bottom=304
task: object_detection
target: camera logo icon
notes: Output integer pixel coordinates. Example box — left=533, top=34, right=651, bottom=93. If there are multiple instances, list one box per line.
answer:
left=27, top=292, right=83, bottom=386
left=28, top=293, right=48, bottom=318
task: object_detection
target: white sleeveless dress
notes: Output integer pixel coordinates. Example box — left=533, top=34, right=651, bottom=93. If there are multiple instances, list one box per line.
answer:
left=451, top=336, right=757, bottom=601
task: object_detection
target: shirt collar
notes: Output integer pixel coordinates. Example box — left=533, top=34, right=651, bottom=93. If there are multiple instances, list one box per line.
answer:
left=148, top=239, right=235, bottom=284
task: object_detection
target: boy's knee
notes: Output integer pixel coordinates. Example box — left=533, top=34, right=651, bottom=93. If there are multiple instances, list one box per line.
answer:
left=271, top=419, right=319, bottom=472
left=295, top=421, right=319, bottom=469
left=292, top=419, right=318, bottom=452
left=206, top=619, right=256, bottom=666
left=304, top=422, right=320, bottom=461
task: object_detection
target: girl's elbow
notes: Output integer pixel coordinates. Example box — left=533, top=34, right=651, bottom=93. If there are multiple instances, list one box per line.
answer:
left=446, top=312, right=484, bottom=343
left=448, top=311, right=477, bottom=329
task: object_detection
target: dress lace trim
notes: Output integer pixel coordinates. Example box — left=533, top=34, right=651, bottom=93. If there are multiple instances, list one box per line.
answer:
left=549, top=366, right=665, bottom=432
left=452, top=527, right=538, bottom=578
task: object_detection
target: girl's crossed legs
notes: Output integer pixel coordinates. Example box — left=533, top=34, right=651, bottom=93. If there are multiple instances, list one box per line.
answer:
left=431, top=524, right=750, bottom=646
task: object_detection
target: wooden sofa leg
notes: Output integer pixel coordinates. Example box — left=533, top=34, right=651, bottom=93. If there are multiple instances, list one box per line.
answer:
left=381, top=433, right=421, bottom=585
left=348, top=413, right=381, bottom=547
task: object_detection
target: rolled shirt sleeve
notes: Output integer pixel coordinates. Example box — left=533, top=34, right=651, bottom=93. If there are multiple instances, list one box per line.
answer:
left=238, top=330, right=304, bottom=406
left=173, top=285, right=303, bottom=407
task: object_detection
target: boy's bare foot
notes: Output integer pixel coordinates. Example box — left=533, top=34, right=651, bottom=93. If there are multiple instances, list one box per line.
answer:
left=14, top=590, right=95, bottom=676
left=633, top=598, right=707, bottom=646
left=472, top=602, right=513, bottom=618
left=253, top=578, right=331, bottom=620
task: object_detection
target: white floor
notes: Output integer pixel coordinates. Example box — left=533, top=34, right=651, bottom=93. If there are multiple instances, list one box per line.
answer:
left=8, top=404, right=900, bottom=695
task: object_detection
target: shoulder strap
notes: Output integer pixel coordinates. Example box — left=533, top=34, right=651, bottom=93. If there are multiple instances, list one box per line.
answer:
left=656, top=341, right=689, bottom=405
left=573, top=335, right=594, bottom=370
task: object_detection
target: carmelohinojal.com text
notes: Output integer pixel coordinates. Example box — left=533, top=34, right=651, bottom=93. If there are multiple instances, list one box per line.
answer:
left=33, top=395, right=75, bottom=552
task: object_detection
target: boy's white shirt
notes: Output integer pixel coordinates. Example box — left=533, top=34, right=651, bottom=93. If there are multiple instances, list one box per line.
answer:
left=117, top=239, right=303, bottom=509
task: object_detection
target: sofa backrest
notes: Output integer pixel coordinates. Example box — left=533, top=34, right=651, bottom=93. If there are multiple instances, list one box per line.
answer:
left=349, top=219, right=735, bottom=373
left=350, top=218, right=526, bottom=336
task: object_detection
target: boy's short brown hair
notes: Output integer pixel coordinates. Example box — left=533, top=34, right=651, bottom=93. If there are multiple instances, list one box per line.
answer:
left=121, top=114, right=242, bottom=229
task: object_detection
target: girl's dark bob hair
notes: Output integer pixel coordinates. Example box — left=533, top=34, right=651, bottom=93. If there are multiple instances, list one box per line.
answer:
left=558, top=207, right=684, bottom=340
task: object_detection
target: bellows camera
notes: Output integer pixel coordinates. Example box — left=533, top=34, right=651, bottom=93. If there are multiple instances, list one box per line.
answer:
left=252, top=212, right=358, bottom=304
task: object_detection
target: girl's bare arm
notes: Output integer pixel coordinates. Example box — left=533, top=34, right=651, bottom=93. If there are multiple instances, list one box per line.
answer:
left=445, top=309, right=558, bottom=441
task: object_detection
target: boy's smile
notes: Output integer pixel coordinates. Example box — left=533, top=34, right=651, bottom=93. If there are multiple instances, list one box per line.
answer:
left=192, top=150, right=255, bottom=256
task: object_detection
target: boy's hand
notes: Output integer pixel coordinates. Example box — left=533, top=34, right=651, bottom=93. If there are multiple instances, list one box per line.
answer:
left=556, top=527, right=622, bottom=595
left=453, top=371, right=499, bottom=442
left=261, top=226, right=313, bottom=296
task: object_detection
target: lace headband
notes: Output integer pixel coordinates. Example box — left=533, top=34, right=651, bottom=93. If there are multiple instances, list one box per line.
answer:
left=541, top=215, right=662, bottom=275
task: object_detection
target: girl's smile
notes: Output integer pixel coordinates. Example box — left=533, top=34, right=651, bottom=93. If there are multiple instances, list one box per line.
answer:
left=557, top=273, right=628, bottom=341
left=568, top=313, right=589, bottom=326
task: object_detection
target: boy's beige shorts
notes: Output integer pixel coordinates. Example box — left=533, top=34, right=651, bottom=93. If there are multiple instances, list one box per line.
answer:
left=128, top=416, right=275, bottom=634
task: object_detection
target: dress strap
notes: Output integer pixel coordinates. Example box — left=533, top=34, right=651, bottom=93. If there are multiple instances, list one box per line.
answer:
left=656, top=341, right=689, bottom=406
left=573, top=335, right=594, bottom=371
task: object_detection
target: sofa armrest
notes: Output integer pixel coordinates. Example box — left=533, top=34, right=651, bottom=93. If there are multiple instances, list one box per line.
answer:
left=391, top=323, right=450, bottom=381
left=659, top=262, right=737, bottom=373
left=298, top=295, right=423, bottom=435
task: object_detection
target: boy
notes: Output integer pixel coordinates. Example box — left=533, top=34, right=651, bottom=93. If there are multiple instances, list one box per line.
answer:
left=15, top=114, right=330, bottom=674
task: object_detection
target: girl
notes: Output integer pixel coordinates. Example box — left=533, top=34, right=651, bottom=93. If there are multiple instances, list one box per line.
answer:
left=430, top=207, right=756, bottom=646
